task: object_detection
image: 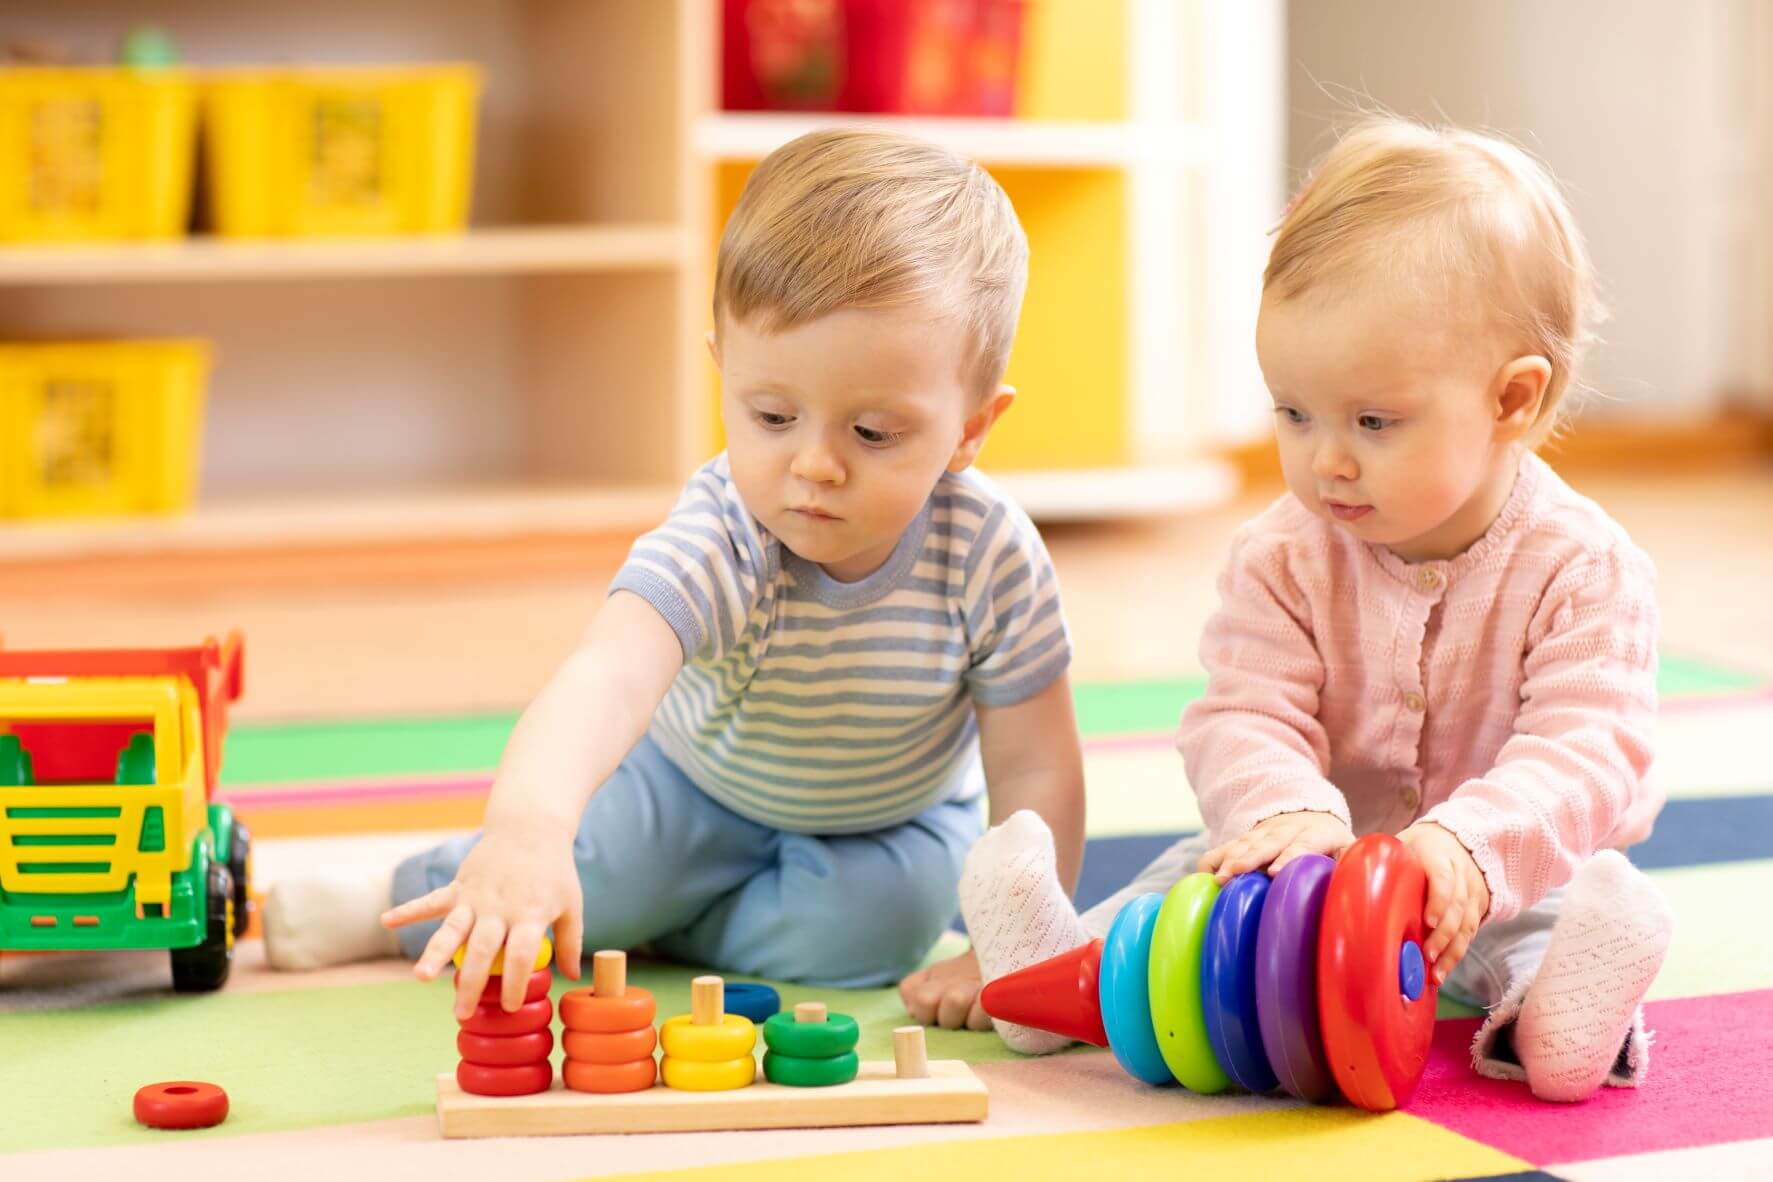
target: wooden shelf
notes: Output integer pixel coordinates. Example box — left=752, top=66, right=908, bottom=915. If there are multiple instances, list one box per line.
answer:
left=695, top=113, right=1207, bottom=168
left=988, top=459, right=1241, bottom=522
left=0, top=485, right=677, bottom=565
left=0, top=225, right=688, bottom=287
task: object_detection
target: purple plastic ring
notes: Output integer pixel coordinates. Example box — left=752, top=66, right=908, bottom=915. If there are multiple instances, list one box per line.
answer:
left=1255, top=854, right=1338, bottom=1103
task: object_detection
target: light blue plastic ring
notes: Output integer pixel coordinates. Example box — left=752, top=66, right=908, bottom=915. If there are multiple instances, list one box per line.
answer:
left=1099, top=892, right=1173, bottom=1085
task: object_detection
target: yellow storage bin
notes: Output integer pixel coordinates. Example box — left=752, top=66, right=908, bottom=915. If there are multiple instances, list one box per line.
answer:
left=0, top=340, right=210, bottom=519
left=0, top=67, right=198, bottom=243
left=204, top=65, right=482, bottom=238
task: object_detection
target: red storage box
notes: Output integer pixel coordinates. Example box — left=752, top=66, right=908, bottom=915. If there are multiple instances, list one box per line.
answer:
left=722, top=0, right=1024, bottom=116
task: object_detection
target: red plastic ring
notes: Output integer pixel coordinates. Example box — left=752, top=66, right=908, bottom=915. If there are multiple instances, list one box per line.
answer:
left=563, top=1056, right=657, bottom=1094
left=133, top=1081, right=230, bottom=1130
left=460, top=996, right=552, bottom=1036
left=563, top=1025, right=657, bottom=1064
left=457, top=1028, right=555, bottom=1067
left=1317, top=833, right=1438, bottom=1112
left=456, top=1060, right=554, bottom=1097
left=477, top=968, right=553, bottom=1007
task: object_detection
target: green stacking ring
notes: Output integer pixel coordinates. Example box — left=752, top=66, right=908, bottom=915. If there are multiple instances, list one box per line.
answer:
left=763, top=1050, right=860, bottom=1087
left=761, top=1011, right=859, bottom=1058
left=1149, top=872, right=1230, bottom=1094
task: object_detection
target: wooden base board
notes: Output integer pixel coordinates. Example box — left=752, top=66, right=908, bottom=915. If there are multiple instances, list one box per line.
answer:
left=435, top=1059, right=988, bottom=1138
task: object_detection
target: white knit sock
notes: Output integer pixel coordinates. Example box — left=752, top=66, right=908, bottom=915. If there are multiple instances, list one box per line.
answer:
left=1516, top=850, right=1673, bottom=1102
left=959, top=810, right=1089, bottom=1055
left=263, top=861, right=402, bottom=971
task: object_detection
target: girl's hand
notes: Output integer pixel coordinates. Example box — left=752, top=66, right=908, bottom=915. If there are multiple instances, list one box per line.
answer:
left=899, top=947, right=994, bottom=1031
left=1197, top=810, right=1355, bottom=883
left=1398, top=822, right=1490, bottom=984
left=381, top=820, right=584, bottom=1020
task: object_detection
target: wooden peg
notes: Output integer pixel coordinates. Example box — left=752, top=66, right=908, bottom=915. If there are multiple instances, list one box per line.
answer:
left=893, top=1026, right=929, bottom=1079
left=691, top=975, right=724, bottom=1026
left=592, top=950, right=626, bottom=997
left=794, top=1001, right=828, bottom=1024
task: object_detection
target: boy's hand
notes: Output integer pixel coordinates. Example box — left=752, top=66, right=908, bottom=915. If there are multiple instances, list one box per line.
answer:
left=380, top=820, right=585, bottom=1020
left=1198, top=810, right=1355, bottom=883
left=1398, top=821, right=1490, bottom=984
left=899, top=948, right=994, bottom=1032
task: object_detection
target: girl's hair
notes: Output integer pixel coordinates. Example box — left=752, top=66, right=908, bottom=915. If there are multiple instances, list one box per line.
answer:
left=1265, top=117, right=1599, bottom=444
left=715, top=128, right=1028, bottom=396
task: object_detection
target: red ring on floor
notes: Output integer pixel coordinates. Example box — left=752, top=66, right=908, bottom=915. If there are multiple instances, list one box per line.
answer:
left=457, top=1027, right=555, bottom=1067
left=133, top=1081, right=229, bottom=1130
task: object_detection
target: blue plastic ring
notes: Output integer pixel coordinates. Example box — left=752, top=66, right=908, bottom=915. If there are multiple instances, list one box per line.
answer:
left=1202, top=872, right=1280, bottom=1093
left=1098, top=892, right=1173, bottom=1086
left=724, top=982, right=782, bottom=1024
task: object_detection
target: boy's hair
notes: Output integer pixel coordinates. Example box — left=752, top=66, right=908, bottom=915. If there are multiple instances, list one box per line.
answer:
left=714, top=128, right=1029, bottom=395
left=1265, top=117, right=1598, bottom=445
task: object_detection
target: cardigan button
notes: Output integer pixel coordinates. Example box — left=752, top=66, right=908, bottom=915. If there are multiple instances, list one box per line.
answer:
left=1417, top=568, right=1445, bottom=592
left=1404, top=691, right=1426, bottom=712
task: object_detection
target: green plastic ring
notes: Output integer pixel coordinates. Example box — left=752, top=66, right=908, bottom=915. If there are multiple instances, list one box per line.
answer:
left=1148, top=872, right=1230, bottom=1094
left=761, top=1011, right=859, bottom=1058
left=763, top=1050, right=860, bottom=1088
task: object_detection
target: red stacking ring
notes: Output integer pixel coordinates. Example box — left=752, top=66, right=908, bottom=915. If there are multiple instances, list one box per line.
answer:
left=133, top=1081, right=230, bottom=1130
left=457, top=1028, right=554, bottom=1067
left=456, top=1060, right=554, bottom=1097
left=460, top=996, right=552, bottom=1036
left=477, top=968, right=553, bottom=1007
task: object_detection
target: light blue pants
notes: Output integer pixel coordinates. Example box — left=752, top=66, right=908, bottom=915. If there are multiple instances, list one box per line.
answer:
left=391, top=734, right=983, bottom=988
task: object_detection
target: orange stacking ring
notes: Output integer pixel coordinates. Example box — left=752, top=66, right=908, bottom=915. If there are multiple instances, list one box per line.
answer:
left=559, top=984, right=656, bottom=1033
left=563, top=1057, right=657, bottom=1094
left=460, top=996, right=552, bottom=1036
left=457, top=1028, right=554, bottom=1067
left=477, top=968, right=553, bottom=1007
left=563, top=1025, right=657, bottom=1064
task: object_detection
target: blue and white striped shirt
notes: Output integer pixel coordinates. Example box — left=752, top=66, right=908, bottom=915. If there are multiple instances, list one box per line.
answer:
left=609, top=454, right=1071, bottom=834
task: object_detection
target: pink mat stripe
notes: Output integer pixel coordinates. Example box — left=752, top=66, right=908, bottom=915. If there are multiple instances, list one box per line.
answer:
left=1405, top=988, right=1773, bottom=1166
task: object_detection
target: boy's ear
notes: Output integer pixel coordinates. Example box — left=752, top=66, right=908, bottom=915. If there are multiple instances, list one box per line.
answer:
left=1493, top=354, right=1551, bottom=441
left=948, top=385, right=1016, bottom=473
left=705, top=329, right=721, bottom=368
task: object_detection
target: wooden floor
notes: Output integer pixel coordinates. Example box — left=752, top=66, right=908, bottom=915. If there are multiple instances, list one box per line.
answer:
left=3, top=464, right=1770, bottom=722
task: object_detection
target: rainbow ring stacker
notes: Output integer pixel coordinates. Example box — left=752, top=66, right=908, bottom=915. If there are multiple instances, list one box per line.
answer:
left=980, top=834, right=1439, bottom=1114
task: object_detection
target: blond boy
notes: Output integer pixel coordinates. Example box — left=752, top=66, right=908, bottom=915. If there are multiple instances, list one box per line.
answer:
left=265, top=129, right=1086, bottom=1027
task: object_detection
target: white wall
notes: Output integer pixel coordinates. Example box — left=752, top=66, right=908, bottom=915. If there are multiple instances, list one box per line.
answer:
left=1286, top=0, right=1773, bottom=418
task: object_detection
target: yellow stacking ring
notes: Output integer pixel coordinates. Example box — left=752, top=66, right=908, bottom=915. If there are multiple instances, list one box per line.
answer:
left=454, top=935, right=552, bottom=977
left=659, top=1013, right=757, bottom=1062
left=660, top=1055, right=755, bottom=1092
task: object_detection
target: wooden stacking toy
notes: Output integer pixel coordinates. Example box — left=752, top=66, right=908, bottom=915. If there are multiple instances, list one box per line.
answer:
left=435, top=959, right=987, bottom=1137
left=980, top=833, right=1438, bottom=1112
left=453, top=936, right=556, bottom=1096
left=559, top=950, right=657, bottom=1094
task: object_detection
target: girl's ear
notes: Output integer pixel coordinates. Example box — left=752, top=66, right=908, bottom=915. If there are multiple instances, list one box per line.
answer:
left=1493, top=355, right=1551, bottom=441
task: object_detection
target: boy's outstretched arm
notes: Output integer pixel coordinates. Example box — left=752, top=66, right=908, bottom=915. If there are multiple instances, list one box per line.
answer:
left=900, top=674, right=1086, bottom=1030
left=381, top=590, right=683, bottom=1018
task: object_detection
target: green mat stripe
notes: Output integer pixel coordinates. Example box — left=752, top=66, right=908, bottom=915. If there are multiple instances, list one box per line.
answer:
left=218, top=659, right=1765, bottom=788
